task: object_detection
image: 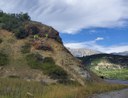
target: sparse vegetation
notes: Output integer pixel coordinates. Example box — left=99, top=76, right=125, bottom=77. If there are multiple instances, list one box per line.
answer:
left=0, top=78, right=127, bottom=98
left=28, top=26, right=40, bottom=35
left=0, top=38, right=2, bottom=43
left=14, top=26, right=29, bottom=39
left=0, top=52, right=9, bottom=66
left=26, top=53, right=68, bottom=80
left=21, top=43, right=31, bottom=54
left=0, top=11, right=30, bottom=39
left=0, top=11, right=62, bottom=43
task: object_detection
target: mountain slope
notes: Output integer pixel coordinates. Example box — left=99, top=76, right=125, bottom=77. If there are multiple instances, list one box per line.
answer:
left=112, top=51, right=128, bottom=56
left=78, top=54, right=128, bottom=80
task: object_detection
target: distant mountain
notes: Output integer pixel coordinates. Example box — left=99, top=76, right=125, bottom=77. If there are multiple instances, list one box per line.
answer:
left=112, top=51, right=128, bottom=56
left=67, top=48, right=101, bottom=57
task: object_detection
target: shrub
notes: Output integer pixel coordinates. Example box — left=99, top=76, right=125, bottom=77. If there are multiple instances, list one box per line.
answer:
left=37, top=45, right=53, bottom=51
left=0, top=39, right=2, bottom=43
left=14, top=27, right=29, bottom=39
left=8, top=75, right=20, bottom=79
left=21, top=43, right=31, bottom=54
left=28, top=26, right=40, bottom=35
left=26, top=53, right=43, bottom=69
left=0, top=12, right=30, bottom=39
left=0, top=52, right=9, bottom=66
left=26, top=53, right=68, bottom=80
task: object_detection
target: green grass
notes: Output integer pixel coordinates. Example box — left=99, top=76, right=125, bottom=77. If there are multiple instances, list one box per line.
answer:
left=0, top=38, right=2, bottom=43
left=0, top=78, right=127, bottom=98
left=26, top=53, right=68, bottom=80
left=21, top=43, right=31, bottom=54
left=91, top=67, right=128, bottom=80
left=0, top=52, right=9, bottom=66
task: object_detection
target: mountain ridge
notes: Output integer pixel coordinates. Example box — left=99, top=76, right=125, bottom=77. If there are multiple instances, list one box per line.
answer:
left=112, top=51, right=128, bottom=56
left=67, top=47, right=100, bottom=57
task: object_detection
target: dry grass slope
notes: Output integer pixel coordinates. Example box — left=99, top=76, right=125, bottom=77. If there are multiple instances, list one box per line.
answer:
left=0, top=78, right=127, bottom=98
left=0, top=29, right=99, bottom=86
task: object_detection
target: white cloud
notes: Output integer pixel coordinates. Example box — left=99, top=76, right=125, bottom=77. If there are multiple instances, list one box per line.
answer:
left=64, top=41, right=128, bottom=53
left=64, top=42, right=87, bottom=49
left=0, top=0, right=128, bottom=34
left=95, top=37, right=104, bottom=41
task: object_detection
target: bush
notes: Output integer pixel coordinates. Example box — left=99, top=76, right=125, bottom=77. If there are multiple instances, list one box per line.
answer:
left=21, top=43, right=31, bottom=54
left=0, top=12, right=30, bottom=39
left=0, top=52, right=9, bottom=66
left=0, top=39, right=2, bottom=43
left=26, top=53, right=43, bottom=69
left=8, top=75, right=20, bottom=79
left=26, top=53, right=68, bottom=80
left=37, top=45, right=53, bottom=51
left=28, top=26, right=40, bottom=35
left=14, top=27, right=29, bottom=39
left=47, top=66, right=68, bottom=79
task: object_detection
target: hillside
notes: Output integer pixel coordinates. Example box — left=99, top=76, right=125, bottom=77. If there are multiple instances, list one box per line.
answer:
left=0, top=11, right=99, bottom=86
left=67, top=48, right=100, bottom=57
left=112, top=51, right=128, bottom=56
left=78, top=54, right=128, bottom=80
left=0, top=11, right=128, bottom=98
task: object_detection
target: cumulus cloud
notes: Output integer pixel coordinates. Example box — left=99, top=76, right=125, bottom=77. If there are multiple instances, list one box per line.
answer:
left=64, top=40, right=128, bottom=53
left=0, top=0, right=128, bottom=34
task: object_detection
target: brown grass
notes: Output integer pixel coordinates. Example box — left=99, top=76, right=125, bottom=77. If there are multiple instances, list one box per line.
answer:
left=0, top=78, right=127, bottom=98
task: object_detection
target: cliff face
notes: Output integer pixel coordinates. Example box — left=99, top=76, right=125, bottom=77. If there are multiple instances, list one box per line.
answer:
left=0, top=21, right=98, bottom=85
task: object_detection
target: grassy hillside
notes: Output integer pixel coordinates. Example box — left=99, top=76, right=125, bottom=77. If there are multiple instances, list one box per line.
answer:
left=0, top=12, right=128, bottom=98
left=0, top=11, right=96, bottom=86
left=78, top=54, right=128, bottom=80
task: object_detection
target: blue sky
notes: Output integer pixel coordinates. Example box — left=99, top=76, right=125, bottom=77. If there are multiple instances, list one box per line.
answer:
left=61, top=28, right=128, bottom=46
left=0, top=0, right=128, bottom=53
left=61, top=27, right=128, bottom=53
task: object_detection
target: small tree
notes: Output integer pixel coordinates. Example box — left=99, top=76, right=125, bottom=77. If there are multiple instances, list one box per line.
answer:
left=19, top=12, right=31, bottom=21
left=0, top=10, right=3, bottom=16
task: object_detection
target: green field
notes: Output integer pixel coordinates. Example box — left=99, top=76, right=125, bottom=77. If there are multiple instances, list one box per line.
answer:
left=78, top=54, right=128, bottom=80
left=91, top=68, right=128, bottom=80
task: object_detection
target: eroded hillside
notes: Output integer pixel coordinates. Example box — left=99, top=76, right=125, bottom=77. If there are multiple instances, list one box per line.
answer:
left=0, top=21, right=98, bottom=85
